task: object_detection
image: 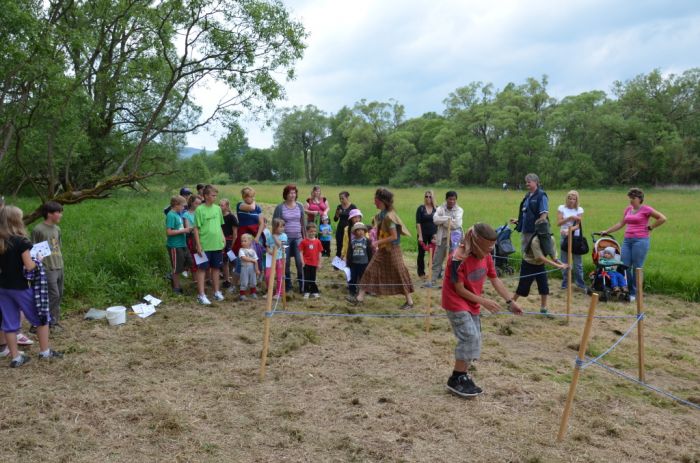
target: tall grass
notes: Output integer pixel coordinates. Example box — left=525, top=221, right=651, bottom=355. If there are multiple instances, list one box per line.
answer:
left=9, top=184, right=700, bottom=311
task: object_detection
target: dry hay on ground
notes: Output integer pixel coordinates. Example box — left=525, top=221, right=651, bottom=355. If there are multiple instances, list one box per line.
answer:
left=1, top=262, right=699, bottom=462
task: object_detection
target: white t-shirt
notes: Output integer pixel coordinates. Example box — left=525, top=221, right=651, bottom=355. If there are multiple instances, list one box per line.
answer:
left=558, top=205, right=584, bottom=237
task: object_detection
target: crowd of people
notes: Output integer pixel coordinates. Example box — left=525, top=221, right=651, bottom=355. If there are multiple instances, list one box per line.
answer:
left=0, top=175, right=667, bottom=395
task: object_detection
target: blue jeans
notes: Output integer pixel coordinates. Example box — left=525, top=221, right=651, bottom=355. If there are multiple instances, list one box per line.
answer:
left=285, top=236, right=303, bottom=292
left=560, top=237, right=586, bottom=289
left=621, top=237, right=650, bottom=297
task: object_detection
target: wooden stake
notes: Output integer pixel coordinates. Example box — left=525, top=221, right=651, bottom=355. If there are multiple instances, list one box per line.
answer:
left=636, top=267, right=645, bottom=382
left=281, top=256, right=288, bottom=309
left=557, top=292, right=599, bottom=442
left=424, top=246, right=434, bottom=333
left=566, top=227, right=573, bottom=324
left=259, top=247, right=278, bottom=381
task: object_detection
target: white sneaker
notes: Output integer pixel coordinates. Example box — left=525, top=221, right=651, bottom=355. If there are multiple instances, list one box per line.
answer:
left=213, top=291, right=224, bottom=301
left=16, top=333, right=34, bottom=346
left=629, top=295, right=636, bottom=302
left=197, top=294, right=212, bottom=305
left=303, top=293, right=310, bottom=299
left=312, top=293, right=320, bottom=298
left=0, top=347, right=24, bottom=358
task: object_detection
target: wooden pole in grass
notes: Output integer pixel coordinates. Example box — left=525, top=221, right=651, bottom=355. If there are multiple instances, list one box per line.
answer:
left=557, top=292, right=599, bottom=442
left=259, top=247, right=278, bottom=381
left=424, top=246, right=434, bottom=333
left=566, top=227, right=573, bottom=324
left=636, top=267, right=646, bottom=382
left=281, top=255, right=288, bottom=309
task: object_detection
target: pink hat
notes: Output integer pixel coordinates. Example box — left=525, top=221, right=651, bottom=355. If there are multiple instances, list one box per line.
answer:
left=348, top=209, right=362, bottom=220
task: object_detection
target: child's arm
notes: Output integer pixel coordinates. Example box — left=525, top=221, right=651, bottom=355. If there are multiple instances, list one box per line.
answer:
left=193, top=226, right=203, bottom=255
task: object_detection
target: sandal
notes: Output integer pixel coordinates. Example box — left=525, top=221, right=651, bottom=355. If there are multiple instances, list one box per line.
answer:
left=399, top=302, right=414, bottom=310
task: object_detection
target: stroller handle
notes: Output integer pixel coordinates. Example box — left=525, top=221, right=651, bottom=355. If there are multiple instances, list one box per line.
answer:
left=591, top=231, right=614, bottom=241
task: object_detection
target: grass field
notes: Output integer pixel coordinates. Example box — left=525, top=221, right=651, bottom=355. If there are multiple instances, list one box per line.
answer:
left=228, top=184, right=700, bottom=301
left=2, top=184, right=699, bottom=462
left=0, top=238, right=698, bottom=462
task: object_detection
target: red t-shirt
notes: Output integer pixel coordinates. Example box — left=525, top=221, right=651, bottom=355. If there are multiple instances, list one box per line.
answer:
left=441, top=253, right=497, bottom=315
left=300, top=238, right=323, bottom=267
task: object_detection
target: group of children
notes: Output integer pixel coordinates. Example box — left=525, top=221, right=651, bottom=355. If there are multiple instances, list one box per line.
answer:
left=0, top=198, right=65, bottom=368
left=165, top=185, right=346, bottom=303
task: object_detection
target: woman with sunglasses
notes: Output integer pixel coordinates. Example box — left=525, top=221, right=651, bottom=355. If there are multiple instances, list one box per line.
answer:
left=415, top=190, right=436, bottom=279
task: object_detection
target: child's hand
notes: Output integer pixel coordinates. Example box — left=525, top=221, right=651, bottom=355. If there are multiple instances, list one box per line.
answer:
left=482, top=299, right=501, bottom=314
left=508, top=300, right=523, bottom=315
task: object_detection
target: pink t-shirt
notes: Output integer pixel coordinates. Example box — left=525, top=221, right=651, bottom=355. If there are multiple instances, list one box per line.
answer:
left=623, top=205, right=654, bottom=238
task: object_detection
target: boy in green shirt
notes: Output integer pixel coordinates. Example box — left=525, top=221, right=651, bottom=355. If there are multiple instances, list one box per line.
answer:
left=166, top=196, right=193, bottom=294
left=194, top=185, right=226, bottom=305
left=31, top=201, right=65, bottom=331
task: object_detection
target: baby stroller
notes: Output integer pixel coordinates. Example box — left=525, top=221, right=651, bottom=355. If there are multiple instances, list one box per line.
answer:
left=588, top=232, right=629, bottom=302
left=493, top=223, right=515, bottom=276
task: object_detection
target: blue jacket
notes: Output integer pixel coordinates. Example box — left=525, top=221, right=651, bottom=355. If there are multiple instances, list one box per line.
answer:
left=516, top=188, right=548, bottom=233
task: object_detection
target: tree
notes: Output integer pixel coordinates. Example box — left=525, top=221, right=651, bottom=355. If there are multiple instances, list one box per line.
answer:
left=274, top=105, right=329, bottom=183
left=215, top=122, right=250, bottom=181
left=0, top=0, right=306, bottom=223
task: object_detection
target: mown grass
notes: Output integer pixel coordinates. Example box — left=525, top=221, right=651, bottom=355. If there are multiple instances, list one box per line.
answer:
left=8, top=183, right=700, bottom=312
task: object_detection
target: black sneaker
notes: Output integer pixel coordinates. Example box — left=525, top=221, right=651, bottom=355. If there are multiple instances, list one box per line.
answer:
left=10, top=353, right=31, bottom=368
left=446, top=373, right=483, bottom=398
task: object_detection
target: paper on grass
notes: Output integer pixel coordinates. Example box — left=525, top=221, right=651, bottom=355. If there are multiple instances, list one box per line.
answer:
left=131, top=303, right=156, bottom=318
left=194, top=253, right=209, bottom=265
left=143, top=294, right=162, bottom=306
left=30, top=241, right=52, bottom=259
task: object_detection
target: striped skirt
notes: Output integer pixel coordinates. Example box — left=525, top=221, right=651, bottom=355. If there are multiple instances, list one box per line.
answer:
left=359, top=245, right=414, bottom=296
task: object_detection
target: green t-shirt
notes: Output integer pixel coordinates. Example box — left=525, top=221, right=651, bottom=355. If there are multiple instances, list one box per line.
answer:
left=166, top=210, right=187, bottom=248
left=31, top=222, right=63, bottom=270
left=195, top=203, right=225, bottom=251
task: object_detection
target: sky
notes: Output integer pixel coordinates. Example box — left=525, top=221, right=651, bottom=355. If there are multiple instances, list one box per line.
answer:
left=186, top=0, right=700, bottom=151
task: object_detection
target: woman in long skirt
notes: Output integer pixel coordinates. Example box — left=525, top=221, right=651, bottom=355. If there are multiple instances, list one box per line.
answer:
left=349, top=188, right=414, bottom=309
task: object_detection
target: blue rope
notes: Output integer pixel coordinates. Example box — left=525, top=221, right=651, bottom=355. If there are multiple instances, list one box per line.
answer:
left=588, top=359, right=700, bottom=411
left=578, top=314, right=644, bottom=369
left=265, top=310, right=447, bottom=319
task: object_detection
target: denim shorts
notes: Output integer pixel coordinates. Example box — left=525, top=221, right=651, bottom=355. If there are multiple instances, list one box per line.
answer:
left=446, top=310, right=481, bottom=361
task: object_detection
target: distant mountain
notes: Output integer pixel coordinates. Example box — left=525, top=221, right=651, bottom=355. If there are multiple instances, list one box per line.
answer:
left=179, top=147, right=214, bottom=158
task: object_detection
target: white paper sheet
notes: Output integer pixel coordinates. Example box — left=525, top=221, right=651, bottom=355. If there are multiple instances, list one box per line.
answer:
left=131, top=303, right=156, bottom=318
left=331, top=256, right=346, bottom=270
left=194, top=253, right=209, bottom=265
left=30, top=241, right=52, bottom=259
left=227, top=250, right=236, bottom=261
left=143, top=294, right=162, bottom=306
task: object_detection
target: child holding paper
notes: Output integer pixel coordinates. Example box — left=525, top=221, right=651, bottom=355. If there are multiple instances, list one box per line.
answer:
left=194, top=185, right=226, bottom=305
left=31, top=201, right=66, bottom=331
left=165, top=196, right=192, bottom=294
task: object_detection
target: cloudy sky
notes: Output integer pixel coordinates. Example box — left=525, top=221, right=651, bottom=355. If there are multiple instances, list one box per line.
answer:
left=187, top=0, right=700, bottom=150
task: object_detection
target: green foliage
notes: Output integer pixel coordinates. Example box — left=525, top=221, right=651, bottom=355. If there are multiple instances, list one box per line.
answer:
left=255, top=69, right=700, bottom=188
left=0, top=0, right=306, bottom=215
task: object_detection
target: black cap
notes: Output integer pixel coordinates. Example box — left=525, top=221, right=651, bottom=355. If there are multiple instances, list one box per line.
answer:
left=179, top=187, right=192, bottom=196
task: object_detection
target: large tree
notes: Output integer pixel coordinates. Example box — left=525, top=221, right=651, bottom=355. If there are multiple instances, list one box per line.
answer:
left=0, top=0, right=306, bottom=222
left=274, top=105, right=329, bottom=183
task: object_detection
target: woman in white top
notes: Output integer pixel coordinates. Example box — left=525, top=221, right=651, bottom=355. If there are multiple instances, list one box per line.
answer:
left=556, top=190, right=586, bottom=290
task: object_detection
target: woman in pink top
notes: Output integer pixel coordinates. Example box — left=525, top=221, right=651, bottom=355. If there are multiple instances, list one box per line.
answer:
left=304, top=185, right=329, bottom=225
left=601, top=188, right=666, bottom=301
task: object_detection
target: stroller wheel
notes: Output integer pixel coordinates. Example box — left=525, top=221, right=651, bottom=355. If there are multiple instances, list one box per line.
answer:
left=602, top=288, right=612, bottom=302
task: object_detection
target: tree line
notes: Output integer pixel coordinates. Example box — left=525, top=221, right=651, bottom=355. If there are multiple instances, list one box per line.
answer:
left=211, top=69, right=700, bottom=188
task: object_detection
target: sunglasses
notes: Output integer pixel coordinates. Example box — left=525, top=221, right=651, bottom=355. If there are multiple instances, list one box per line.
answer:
left=425, top=195, right=432, bottom=198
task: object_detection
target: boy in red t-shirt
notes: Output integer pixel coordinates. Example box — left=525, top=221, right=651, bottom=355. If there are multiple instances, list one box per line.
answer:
left=442, top=223, right=523, bottom=398
left=300, top=224, right=323, bottom=298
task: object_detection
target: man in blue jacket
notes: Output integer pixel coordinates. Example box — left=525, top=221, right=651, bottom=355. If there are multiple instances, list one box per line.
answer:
left=511, top=173, right=548, bottom=253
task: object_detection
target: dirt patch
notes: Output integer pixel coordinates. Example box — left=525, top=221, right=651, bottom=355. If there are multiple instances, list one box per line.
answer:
left=1, top=258, right=699, bottom=462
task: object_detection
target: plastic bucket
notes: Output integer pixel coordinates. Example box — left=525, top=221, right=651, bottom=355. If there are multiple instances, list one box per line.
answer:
left=105, top=306, right=127, bottom=326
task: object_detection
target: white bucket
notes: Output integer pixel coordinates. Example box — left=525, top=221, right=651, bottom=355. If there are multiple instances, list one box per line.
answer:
left=105, top=306, right=127, bottom=326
